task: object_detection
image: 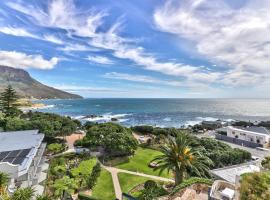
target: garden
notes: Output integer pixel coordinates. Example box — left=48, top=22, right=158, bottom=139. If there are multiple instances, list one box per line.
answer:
left=45, top=153, right=115, bottom=200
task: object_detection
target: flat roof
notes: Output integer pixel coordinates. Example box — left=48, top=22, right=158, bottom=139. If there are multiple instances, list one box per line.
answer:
left=0, top=130, right=44, bottom=174
left=211, top=163, right=260, bottom=183
left=0, top=130, right=43, bottom=152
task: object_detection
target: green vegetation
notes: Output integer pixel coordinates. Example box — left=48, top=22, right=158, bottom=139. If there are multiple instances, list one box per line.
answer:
left=11, top=187, right=35, bottom=200
left=261, top=157, right=270, bottom=170
left=91, top=169, right=115, bottom=200
left=70, top=158, right=97, bottom=177
left=197, top=138, right=251, bottom=168
left=78, top=123, right=138, bottom=155
left=117, top=147, right=171, bottom=178
left=2, top=111, right=80, bottom=138
left=86, top=163, right=101, bottom=189
left=152, top=133, right=212, bottom=185
left=118, top=173, right=151, bottom=194
left=0, top=172, right=9, bottom=196
left=47, top=143, right=66, bottom=154
left=0, top=85, right=20, bottom=117
left=240, top=172, right=270, bottom=200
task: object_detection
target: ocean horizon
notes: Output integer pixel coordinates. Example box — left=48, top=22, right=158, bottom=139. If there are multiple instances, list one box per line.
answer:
left=34, top=98, right=270, bottom=128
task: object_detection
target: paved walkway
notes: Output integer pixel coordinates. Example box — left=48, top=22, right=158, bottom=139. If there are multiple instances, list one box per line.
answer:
left=103, top=166, right=174, bottom=199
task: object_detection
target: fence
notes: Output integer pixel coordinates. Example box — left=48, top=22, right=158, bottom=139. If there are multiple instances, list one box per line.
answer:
left=215, top=134, right=263, bottom=148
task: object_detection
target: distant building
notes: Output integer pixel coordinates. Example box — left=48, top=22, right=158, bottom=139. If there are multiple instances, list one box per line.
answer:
left=0, top=130, right=48, bottom=196
left=216, top=126, right=270, bottom=148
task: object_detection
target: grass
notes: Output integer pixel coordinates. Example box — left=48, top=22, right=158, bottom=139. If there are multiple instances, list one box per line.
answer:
left=116, top=147, right=171, bottom=178
left=92, top=169, right=115, bottom=200
left=70, top=158, right=97, bottom=177
left=118, top=172, right=151, bottom=194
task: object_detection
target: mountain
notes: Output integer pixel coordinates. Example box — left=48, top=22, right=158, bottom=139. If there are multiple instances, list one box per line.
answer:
left=0, top=65, right=82, bottom=99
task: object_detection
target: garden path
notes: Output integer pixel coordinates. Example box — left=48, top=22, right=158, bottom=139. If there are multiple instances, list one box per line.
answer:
left=103, top=165, right=174, bottom=199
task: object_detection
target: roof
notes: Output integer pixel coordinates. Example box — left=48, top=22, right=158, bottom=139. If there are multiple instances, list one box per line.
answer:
left=211, top=163, right=260, bottom=183
left=0, top=130, right=43, bottom=152
left=238, top=126, right=270, bottom=135
left=0, top=130, right=44, bottom=175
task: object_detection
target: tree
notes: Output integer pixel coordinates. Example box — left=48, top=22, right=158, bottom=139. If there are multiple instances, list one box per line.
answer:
left=52, top=176, right=78, bottom=198
left=86, top=163, right=101, bottom=189
left=152, top=133, right=212, bottom=185
left=0, top=172, right=9, bottom=195
left=0, top=85, right=20, bottom=117
left=83, top=123, right=138, bottom=155
left=11, top=187, right=35, bottom=200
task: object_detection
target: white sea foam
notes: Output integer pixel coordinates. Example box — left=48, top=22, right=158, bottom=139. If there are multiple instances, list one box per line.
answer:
left=84, top=113, right=131, bottom=123
left=163, top=117, right=171, bottom=122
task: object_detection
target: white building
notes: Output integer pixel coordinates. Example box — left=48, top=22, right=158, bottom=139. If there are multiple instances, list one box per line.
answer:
left=227, top=126, right=270, bottom=147
left=0, top=130, right=48, bottom=196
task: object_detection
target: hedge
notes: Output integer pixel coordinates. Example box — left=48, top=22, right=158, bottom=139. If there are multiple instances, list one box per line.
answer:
left=78, top=193, right=100, bottom=200
left=171, top=177, right=213, bottom=195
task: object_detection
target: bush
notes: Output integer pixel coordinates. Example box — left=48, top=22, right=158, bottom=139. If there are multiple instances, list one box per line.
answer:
left=262, top=157, right=270, bottom=170
left=47, top=143, right=65, bottom=154
left=78, top=193, right=99, bottom=200
left=240, top=172, right=270, bottom=200
left=144, top=180, right=157, bottom=190
left=131, top=126, right=154, bottom=135
left=86, top=163, right=101, bottom=189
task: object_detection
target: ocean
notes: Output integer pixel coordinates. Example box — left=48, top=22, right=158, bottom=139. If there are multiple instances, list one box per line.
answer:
left=34, top=98, right=270, bottom=128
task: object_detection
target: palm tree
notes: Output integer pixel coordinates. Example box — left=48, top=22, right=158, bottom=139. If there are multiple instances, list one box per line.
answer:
left=0, top=172, right=9, bottom=195
left=152, top=133, right=212, bottom=185
left=11, top=187, right=35, bottom=200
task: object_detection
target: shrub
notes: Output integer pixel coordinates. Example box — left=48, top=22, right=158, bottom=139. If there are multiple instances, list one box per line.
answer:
left=144, top=180, right=157, bottom=190
left=86, top=163, right=101, bottom=190
left=78, top=193, right=99, bottom=200
left=261, top=157, right=270, bottom=170
left=240, top=172, right=270, bottom=200
left=47, top=143, right=65, bottom=154
left=131, top=126, right=154, bottom=134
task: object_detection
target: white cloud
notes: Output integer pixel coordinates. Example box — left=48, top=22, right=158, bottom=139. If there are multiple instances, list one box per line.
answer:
left=87, top=56, right=114, bottom=65
left=42, top=34, right=63, bottom=44
left=154, top=0, right=270, bottom=86
left=0, top=26, right=65, bottom=45
left=0, top=50, right=58, bottom=70
left=103, top=72, right=197, bottom=87
left=58, top=44, right=94, bottom=52
left=0, top=26, right=38, bottom=38
left=6, top=0, right=215, bottom=82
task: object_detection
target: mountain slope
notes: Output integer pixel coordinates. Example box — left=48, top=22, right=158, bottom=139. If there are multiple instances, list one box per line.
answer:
left=0, top=65, right=82, bottom=99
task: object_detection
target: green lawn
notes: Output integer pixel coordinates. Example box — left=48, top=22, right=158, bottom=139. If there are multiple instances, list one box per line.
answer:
left=118, top=172, right=151, bottom=194
left=92, top=169, right=115, bottom=200
left=116, top=147, right=171, bottom=178
left=70, top=158, right=97, bottom=177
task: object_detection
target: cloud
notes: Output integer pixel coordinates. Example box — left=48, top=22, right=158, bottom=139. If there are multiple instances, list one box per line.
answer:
left=42, top=34, right=63, bottom=44
left=0, top=26, right=38, bottom=38
left=6, top=0, right=216, bottom=82
left=154, top=0, right=270, bottom=86
left=58, top=44, right=94, bottom=52
left=0, top=26, right=65, bottom=45
left=6, top=0, right=106, bottom=38
left=52, top=84, right=127, bottom=93
left=87, top=56, right=114, bottom=65
left=104, top=72, right=191, bottom=87
left=0, top=50, right=58, bottom=70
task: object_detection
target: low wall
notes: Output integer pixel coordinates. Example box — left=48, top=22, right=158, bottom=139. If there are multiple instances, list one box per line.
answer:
left=216, top=134, right=262, bottom=148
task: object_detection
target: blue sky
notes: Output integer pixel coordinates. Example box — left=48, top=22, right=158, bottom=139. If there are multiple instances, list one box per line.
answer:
left=0, top=0, right=270, bottom=98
